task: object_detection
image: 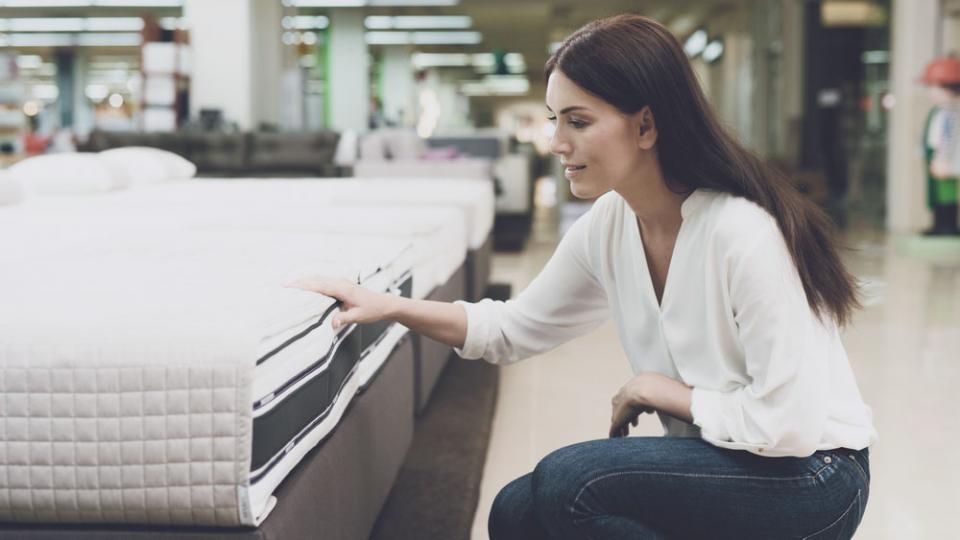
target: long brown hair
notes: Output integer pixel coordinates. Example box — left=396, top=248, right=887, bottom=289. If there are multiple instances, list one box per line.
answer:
left=546, top=14, right=860, bottom=326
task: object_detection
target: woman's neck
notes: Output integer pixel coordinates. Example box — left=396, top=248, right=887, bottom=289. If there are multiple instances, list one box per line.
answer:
left=614, top=160, right=687, bottom=236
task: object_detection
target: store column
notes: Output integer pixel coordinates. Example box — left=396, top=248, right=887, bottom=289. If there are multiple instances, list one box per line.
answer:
left=183, top=0, right=285, bottom=130
left=888, top=0, right=940, bottom=233
left=327, top=9, right=369, bottom=132
left=381, top=46, right=414, bottom=128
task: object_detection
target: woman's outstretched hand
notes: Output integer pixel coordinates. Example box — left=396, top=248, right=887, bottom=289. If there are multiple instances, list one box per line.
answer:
left=286, top=277, right=396, bottom=330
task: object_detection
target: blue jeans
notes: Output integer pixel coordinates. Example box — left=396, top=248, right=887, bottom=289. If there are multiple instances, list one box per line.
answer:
left=489, top=437, right=870, bottom=539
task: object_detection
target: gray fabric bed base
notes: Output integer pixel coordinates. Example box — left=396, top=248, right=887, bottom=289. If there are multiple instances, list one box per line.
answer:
left=466, top=233, right=493, bottom=303
left=415, top=263, right=465, bottom=414
left=0, top=337, right=416, bottom=540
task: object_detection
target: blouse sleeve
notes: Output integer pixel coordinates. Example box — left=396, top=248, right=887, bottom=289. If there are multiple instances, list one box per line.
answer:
left=690, top=224, right=830, bottom=457
left=455, top=209, right=610, bottom=364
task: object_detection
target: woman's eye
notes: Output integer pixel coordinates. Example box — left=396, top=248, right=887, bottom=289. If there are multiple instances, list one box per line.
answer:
left=569, top=119, right=586, bottom=129
left=547, top=116, right=557, bottom=122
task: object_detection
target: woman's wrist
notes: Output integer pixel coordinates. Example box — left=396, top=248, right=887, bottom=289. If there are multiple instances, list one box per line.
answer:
left=382, top=292, right=407, bottom=321
left=629, top=373, right=694, bottom=423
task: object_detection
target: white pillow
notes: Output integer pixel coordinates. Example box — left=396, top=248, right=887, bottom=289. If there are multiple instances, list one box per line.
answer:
left=99, top=146, right=197, bottom=186
left=0, top=171, right=24, bottom=206
left=9, top=153, right=123, bottom=196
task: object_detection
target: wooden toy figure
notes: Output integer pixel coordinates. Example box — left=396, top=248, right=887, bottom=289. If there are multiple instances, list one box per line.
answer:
left=921, top=56, right=960, bottom=235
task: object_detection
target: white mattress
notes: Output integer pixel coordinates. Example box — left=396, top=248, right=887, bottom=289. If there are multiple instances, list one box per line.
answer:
left=312, top=177, right=495, bottom=250
left=4, top=182, right=470, bottom=299
left=174, top=177, right=496, bottom=250
left=0, top=224, right=414, bottom=526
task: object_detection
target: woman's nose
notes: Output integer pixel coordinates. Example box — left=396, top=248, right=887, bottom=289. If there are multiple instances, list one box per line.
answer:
left=549, top=133, right=571, bottom=156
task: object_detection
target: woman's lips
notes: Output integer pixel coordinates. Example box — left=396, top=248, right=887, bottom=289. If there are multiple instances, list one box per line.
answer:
left=564, top=165, right=586, bottom=178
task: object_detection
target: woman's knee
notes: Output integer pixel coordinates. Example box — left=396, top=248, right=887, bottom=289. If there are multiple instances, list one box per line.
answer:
left=531, top=445, right=591, bottom=526
left=489, top=473, right=542, bottom=540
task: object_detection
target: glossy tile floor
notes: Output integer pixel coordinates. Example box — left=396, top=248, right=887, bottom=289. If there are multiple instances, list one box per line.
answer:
left=469, top=202, right=960, bottom=540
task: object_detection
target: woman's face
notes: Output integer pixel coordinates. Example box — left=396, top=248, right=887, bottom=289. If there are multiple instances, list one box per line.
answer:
left=546, top=69, right=648, bottom=199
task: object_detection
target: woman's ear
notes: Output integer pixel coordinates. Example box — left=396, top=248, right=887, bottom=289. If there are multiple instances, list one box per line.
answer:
left=636, top=106, right=657, bottom=150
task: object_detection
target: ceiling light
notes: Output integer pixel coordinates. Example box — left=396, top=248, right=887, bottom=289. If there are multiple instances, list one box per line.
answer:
left=412, top=31, right=480, bottom=45
left=0, top=17, right=145, bottom=32
left=1, top=18, right=84, bottom=32
left=412, top=53, right=471, bottom=68
left=288, top=0, right=365, bottom=6
left=366, top=31, right=481, bottom=46
left=411, top=52, right=526, bottom=73
left=94, top=0, right=181, bottom=5
left=683, top=29, right=707, bottom=58
left=460, top=75, right=529, bottom=96
left=15, top=54, right=43, bottom=69
left=3, top=31, right=141, bottom=47
left=1, top=0, right=181, bottom=5
left=861, top=50, right=889, bottom=64
left=364, top=16, right=472, bottom=30
left=288, top=0, right=457, bottom=6
left=282, top=16, right=329, bottom=30
left=702, top=40, right=724, bottom=63
left=85, top=17, right=145, bottom=31
left=32, top=83, right=59, bottom=100
left=86, top=84, right=109, bottom=101
left=369, top=0, right=458, bottom=5
left=2, top=1, right=88, bottom=6
left=821, top=1, right=887, bottom=27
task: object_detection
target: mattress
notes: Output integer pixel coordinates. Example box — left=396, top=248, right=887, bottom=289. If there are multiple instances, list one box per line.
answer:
left=148, top=177, right=495, bottom=251
left=0, top=226, right=415, bottom=527
left=307, top=178, right=495, bottom=250
left=0, top=335, right=418, bottom=540
left=3, top=185, right=469, bottom=300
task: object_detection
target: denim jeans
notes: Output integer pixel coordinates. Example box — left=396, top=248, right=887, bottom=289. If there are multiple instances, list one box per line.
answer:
left=489, top=437, right=870, bottom=540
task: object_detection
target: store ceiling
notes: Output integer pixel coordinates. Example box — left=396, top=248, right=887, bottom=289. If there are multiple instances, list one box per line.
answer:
left=298, top=0, right=740, bottom=96
left=0, top=0, right=739, bottom=86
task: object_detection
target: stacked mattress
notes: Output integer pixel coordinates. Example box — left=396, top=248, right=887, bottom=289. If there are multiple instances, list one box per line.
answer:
left=0, top=175, right=496, bottom=531
left=0, top=219, right=414, bottom=526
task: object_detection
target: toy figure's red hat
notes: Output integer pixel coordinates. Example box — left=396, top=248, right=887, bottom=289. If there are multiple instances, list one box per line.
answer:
left=922, top=56, right=960, bottom=85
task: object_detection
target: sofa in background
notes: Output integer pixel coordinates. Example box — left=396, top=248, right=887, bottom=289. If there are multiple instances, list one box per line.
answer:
left=80, top=129, right=342, bottom=178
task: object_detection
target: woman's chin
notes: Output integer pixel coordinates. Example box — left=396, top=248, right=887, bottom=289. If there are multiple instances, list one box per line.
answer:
left=569, top=181, right=602, bottom=200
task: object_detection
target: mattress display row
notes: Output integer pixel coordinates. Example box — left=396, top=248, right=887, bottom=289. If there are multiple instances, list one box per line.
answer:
left=0, top=225, right=417, bottom=526
left=0, top=176, right=495, bottom=532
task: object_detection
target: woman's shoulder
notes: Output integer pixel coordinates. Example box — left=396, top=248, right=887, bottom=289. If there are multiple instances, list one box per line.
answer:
left=696, top=190, right=781, bottom=246
left=568, top=190, right=626, bottom=231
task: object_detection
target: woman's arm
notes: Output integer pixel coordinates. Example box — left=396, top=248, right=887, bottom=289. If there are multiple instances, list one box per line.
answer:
left=286, top=277, right=468, bottom=349
left=609, top=372, right=693, bottom=437
left=689, top=224, right=830, bottom=457
left=291, top=203, right=610, bottom=365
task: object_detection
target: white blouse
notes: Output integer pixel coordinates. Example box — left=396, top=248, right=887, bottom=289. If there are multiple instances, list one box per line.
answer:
left=456, top=189, right=878, bottom=457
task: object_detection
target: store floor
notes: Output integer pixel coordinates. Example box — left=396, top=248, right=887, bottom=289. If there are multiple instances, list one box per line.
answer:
left=469, top=202, right=960, bottom=539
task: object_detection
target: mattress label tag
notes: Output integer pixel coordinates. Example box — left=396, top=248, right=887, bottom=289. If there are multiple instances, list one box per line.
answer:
left=237, top=485, right=253, bottom=525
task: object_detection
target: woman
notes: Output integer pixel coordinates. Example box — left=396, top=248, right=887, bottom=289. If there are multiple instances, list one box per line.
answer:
left=292, top=15, right=877, bottom=540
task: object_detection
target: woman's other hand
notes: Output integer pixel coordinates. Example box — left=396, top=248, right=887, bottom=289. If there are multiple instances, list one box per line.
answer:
left=609, top=372, right=694, bottom=437
left=286, top=277, right=397, bottom=330
left=609, top=374, right=656, bottom=438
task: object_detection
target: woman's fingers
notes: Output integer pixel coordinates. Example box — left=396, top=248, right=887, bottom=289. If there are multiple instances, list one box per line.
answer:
left=333, top=306, right=364, bottom=329
left=609, top=403, right=633, bottom=438
left=285, top=277, right=353, bottom=300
